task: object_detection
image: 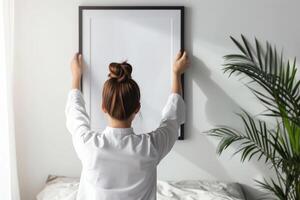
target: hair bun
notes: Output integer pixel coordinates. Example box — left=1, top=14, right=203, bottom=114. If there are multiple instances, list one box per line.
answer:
left=108, top=61, right=132, bottom=82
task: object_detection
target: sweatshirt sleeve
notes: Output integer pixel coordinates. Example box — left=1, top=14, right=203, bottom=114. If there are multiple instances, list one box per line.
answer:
left=65, top=89, right=90, bottom=135
left=149, top=93, right=186, bottom=163
left=65, top=89, right=94, bottom=161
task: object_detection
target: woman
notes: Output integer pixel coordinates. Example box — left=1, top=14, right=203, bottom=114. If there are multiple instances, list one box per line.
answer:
left=65, top=50, right=189, bottom=200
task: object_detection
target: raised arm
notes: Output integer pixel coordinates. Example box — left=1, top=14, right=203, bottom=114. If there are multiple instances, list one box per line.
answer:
left=65, top=53, right=93, bottom=160
left=150, top=50, right=190, bottom=163
left=66, top=53, right=89, bottom=134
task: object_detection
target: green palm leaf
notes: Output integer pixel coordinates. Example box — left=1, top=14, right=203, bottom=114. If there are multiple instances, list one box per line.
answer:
left=207, top=35, right=300, bottom=199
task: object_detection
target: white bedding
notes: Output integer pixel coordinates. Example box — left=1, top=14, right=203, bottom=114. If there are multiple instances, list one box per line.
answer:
left=37, top=175, right=245, bottom=200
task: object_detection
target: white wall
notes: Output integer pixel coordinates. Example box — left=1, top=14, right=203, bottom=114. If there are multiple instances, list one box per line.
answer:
left=14, top=0, right=300, bottom=199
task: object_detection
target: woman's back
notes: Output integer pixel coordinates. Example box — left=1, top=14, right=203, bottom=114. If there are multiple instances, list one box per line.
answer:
left=66, top=51, right=188, bottom=200
left=78, top=127, right=158, bottom=200
left=66, top=90, right=185, bottom=200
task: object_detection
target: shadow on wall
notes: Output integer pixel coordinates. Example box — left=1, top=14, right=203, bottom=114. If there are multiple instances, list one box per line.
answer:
left=180, top=54, right=271, bottom=200
left=192, top=56, right=242, bottom=126
left=172, top=7, right=272, bottom=199
left=173, top=7, right=243, bottom=180
left=174, top=54, right=242, bottom=179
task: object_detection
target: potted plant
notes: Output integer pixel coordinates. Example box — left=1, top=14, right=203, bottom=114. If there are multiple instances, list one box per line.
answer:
left=207, top=35, right=300, bottom=200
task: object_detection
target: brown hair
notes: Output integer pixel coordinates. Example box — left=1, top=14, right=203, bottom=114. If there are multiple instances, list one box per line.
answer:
left=102, top=61, right=140, bottom=120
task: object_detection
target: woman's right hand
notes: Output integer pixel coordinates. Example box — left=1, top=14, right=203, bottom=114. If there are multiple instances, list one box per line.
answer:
left=171, top=50, right=189, bottom=95
left=173, top=50, right=190, bottom=75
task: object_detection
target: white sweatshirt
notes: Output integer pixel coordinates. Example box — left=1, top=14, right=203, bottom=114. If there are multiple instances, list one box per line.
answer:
left=65, top=89, right=185, bottom=200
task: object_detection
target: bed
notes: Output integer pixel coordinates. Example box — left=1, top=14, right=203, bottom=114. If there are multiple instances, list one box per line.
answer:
left=36, top=175, right=246, bottom=200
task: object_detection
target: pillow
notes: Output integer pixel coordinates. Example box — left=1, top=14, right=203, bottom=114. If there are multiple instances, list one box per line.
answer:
left=37, top=175, right=245, bottom=200
left=157, top=180, right=245, bottom=200
left=36, top=175, right=79, bottom=200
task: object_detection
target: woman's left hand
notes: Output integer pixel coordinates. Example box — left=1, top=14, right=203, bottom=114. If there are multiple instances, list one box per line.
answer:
left=71, top=53, right=83, bottom=80
left=71, top=53, right=83, bottom=89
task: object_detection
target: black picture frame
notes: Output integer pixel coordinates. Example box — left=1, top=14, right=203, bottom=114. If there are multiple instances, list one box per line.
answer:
left=79, top=6, right=185, bottom=140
